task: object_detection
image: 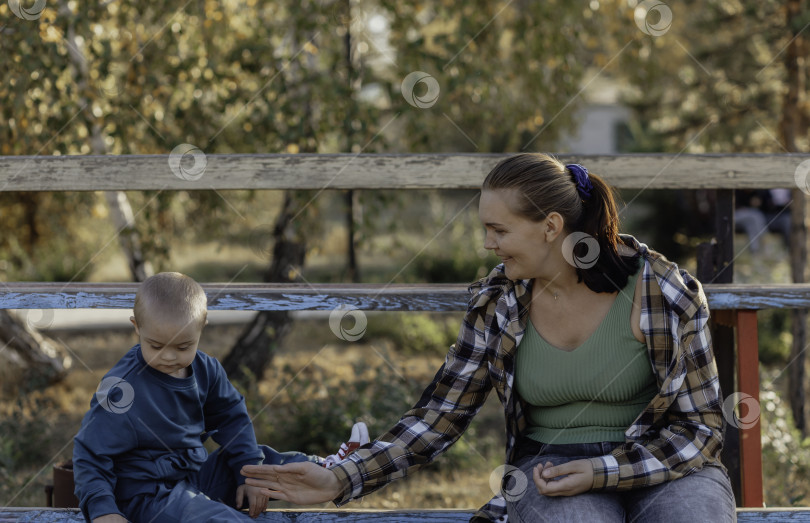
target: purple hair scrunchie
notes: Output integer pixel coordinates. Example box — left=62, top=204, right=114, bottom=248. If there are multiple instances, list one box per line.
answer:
left=566, top=163, right=593, bottom=200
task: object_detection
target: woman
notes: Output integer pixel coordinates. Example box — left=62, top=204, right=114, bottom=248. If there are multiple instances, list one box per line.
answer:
left=242, top=153, right=736, bottom=522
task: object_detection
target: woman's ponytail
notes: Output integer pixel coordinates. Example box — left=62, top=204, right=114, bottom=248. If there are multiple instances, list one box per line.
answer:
left=574, top=171, right=638, bottom=292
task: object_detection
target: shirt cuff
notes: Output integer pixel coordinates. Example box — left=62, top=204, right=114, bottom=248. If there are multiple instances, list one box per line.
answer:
left=589, top=455, right=620, bottom=490
left=329, top=457, right=363, bottom=506
left=233, top=457, right=264, bottom=485
left=86, top=494, right=123, bottom=520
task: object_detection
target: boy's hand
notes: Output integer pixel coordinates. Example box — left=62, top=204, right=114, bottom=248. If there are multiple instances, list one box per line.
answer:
left=92, top=515, right=128, bottom=523
left=236, top=483, right=269, bottom=518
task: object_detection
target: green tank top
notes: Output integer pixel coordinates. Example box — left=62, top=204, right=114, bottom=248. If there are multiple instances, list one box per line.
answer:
left=515, top=259, right=658, bottom=444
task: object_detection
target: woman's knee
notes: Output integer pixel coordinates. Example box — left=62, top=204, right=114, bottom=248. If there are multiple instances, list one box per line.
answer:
left=625, top=465, right=736, bottom=523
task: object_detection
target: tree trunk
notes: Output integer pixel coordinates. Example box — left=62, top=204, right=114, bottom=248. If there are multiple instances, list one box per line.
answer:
left=221, top=192, right=306, bottom=382
left=103, top=191, right=152, bottom=282
left=221, top=19, right=321, bottom=383
left=781, top=0, right=808, bottom=436
left=62, top=0, right=152, bottom=282
left=345, top=189, right=360, bottom=282
left=0, top=310, right=71, bottom=395
left=343, top=0, right=361, bottom=283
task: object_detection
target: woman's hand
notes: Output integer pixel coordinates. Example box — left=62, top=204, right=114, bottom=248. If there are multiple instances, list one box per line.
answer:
left=533, top=459, right=594, bottom=497
left=241, top=461, right=346, bottom=505
left=235, top=483, right=269, bottom=518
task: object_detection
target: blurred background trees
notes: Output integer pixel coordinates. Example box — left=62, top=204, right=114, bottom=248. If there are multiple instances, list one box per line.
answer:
left=0, top=0, right=593, bottom=382
left=1, top=0, right=809, bottom=419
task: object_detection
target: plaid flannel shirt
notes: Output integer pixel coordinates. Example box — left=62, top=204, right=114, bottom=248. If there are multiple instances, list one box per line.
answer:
left=331, top=235, right=726, bottom=521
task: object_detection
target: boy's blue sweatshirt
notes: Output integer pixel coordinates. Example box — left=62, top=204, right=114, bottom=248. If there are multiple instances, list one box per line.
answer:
left=73, top=345, right=264, bottom=521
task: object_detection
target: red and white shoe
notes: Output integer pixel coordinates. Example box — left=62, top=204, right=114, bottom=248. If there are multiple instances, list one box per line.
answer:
left=322, top=422, right=370, bottom=468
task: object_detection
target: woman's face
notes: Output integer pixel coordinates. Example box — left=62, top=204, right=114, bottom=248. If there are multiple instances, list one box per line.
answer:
left=479, top=189, right=558, bottom=280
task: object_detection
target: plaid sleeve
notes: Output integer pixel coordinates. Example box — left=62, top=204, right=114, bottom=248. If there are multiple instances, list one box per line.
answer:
left=589, top=300, right=725, bottom=490
left=331, top=303, right=494, bottom=505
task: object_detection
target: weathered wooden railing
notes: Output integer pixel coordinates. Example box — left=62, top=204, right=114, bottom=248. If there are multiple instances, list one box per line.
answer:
left=3, top=153, right=810, bottom=521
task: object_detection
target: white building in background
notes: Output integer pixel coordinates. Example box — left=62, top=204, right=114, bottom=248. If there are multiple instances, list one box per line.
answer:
left=558, top=75, right=631, bottom=154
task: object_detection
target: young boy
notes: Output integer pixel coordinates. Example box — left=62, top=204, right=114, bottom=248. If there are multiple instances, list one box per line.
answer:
left=73, top=272, right=314, bottom=522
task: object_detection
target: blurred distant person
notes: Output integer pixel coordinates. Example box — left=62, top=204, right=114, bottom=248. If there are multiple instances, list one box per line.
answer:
left=735, top=190, right=791, bottom=252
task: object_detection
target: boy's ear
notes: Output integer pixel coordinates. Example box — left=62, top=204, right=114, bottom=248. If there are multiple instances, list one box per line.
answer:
left=130, top=316, right=140, bottom=335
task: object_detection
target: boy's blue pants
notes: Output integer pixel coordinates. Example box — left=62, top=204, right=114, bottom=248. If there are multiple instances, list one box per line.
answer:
left=120, top=445, right=313, bottom=522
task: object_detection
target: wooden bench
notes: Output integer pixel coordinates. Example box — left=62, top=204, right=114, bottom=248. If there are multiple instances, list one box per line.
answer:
left=2, top=153, right=810, bottom=520
left=4, top=508, right=810, bottom=522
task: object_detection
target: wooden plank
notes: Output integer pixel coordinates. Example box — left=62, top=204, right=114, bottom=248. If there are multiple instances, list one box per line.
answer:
left=3, top=282, right=810, bottom=311
left=703, top=284, right=810, bottom=310
left=0, top=283, right=469, bottom=311
left=0, top=508, right=475, bottom=522
left=738, top=310, right=764, bottom=508
left=1, top=153, right=809, bottom=191
left=4, top=508, right=810, bottom=522
left=736, top=510, right=810, bottom=522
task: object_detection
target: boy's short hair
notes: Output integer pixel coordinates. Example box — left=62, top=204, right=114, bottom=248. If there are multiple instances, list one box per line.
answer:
left=133, top=272, right=208, bottom=328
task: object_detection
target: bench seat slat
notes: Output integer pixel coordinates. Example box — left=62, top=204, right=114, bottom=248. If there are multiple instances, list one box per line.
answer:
left=0, top=508, right=475, bottom=522
left=3, top=508, right=810, bottom=522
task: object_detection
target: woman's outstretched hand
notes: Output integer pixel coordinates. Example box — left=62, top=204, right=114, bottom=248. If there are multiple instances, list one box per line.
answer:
left=533, top=459, right=594, bottom=497
left=241, top=461, right=346, bottom=505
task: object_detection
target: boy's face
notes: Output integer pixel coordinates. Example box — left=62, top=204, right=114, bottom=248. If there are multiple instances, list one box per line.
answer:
left=130, top=311, right=205, bottom=378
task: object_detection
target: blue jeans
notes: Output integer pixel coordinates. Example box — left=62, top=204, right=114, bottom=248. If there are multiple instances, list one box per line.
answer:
left=506, top=440, right=736, bottom=523
left=120, top=445, right=314, bottom=523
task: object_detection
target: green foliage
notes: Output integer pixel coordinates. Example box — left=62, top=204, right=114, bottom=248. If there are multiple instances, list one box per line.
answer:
left=758, top=309, right=792, bottom=366
left=0, top=395, right=62, bottom=474
left=606, top=0, right=809, bottom=154
left=760, top=371, right=810, bottom=506
left=242, top=356, right=417, bottom=457
left=390, top=190, right=500, bottom=284
left=1, top=0, right=596, bottom=281
left=408, top=251, right=495, bottom=284
left=0, top=192, right=101, bottom=281
left=237, top=342, right=501, bottom=474
left=363, top=312, right=462, bottom=355
left=378, top=0, right=594, bottom=152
